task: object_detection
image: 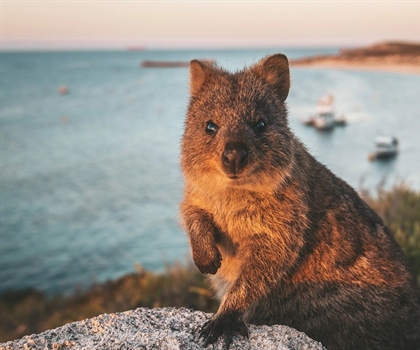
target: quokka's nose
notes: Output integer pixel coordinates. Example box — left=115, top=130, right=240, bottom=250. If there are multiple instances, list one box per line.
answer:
left=222, top=143, right=249, bottom=175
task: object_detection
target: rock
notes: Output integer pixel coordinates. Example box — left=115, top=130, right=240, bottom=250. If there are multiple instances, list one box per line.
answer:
left=1, top=307, right=325, bottom=350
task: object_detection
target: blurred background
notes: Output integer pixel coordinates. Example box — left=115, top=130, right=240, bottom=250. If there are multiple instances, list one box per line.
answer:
left=1, top=0, right=420, bottom=341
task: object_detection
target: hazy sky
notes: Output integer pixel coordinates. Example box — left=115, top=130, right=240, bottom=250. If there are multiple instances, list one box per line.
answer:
left=2, top=0, right=420, bottom=50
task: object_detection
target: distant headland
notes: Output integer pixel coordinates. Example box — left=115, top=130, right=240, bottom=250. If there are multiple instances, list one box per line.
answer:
left=290, top=41, right=420, bottom=75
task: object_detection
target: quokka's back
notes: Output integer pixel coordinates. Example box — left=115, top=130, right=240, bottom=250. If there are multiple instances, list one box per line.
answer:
left=180, top=54, right=420, bottom=350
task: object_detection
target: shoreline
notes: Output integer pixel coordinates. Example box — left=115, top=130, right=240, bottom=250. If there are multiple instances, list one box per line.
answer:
left=289, top=41, right=420, bottom=75
left=290, top=59, right=420, bottom=75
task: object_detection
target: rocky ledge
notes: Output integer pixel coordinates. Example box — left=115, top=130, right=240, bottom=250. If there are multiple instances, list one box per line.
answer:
left=1, top=307, right=325, bottom=350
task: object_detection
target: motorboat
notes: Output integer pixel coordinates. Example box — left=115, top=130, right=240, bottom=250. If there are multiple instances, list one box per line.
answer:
left=303, top=94, right=346, bottom=130
left=312, top=94, right=335, bottom=130
left=369, top=135, right=399, bottom=160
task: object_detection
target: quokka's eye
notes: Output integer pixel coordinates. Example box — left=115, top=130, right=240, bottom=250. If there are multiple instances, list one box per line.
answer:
left=254, top=119, right=267, bottom=132
left=206, top=121, right=218, bottom=134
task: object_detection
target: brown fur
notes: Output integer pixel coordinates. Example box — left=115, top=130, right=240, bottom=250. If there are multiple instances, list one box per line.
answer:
left=180, top=54, right=420, bottom=350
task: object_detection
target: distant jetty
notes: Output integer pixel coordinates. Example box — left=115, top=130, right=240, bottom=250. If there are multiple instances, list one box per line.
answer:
left=141, top=61, right=189, bottom=68
left=141, top=59, right=216, bottom=68
left=128, top=46, right=145, bottom=51
left=290, top=41, right=420, bottom=74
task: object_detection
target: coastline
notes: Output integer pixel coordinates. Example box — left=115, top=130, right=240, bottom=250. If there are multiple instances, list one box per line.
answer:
left=290, top=59, right=420, bottom=75
left=290, top=41, right=420, bottom=75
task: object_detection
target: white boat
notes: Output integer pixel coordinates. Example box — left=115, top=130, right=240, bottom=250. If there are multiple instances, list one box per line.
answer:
left=369, top=135, right=399, bottom=160
left=302, top=94, right=347, bottom=130
left=310, top=94, right=336, bottom=130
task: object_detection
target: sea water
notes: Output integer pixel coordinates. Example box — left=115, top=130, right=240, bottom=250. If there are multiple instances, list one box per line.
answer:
left=1, top=48, right=419, bottom=295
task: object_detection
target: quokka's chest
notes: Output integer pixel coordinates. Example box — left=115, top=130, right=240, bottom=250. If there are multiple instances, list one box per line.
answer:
left=208, top=194, right=285, bottom=239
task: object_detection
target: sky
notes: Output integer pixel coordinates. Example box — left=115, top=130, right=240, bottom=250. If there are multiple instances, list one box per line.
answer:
left=1, top=0, right=420, bottom=51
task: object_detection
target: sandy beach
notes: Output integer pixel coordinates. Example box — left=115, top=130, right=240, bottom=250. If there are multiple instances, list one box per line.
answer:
left=290, top=41, right=420, bottom=75
left=291, top=59, right=420, bottom=75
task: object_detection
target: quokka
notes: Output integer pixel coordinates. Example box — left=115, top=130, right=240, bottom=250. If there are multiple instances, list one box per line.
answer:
left=180, top=53, right=420, bottom=350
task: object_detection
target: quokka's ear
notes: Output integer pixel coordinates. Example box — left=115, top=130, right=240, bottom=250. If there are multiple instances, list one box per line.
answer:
left=189, top=60, right=213, bottom=97
left=253, top=54, right=290, bottom=102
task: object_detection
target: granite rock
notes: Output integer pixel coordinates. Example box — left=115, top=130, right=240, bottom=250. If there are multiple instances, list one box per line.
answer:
left=1, top=307, right=325, bottom=350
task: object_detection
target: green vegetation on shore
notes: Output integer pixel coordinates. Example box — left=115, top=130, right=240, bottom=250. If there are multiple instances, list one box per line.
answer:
left=361, top=183, right=420, bottom=281
left=0, top=263, right=218, bottom=342
left=1, top=183, right=419, bottom=343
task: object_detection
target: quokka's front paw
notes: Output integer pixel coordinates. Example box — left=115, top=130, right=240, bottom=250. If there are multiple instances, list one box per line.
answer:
left=193, top=246, right=222, bottom=274
left=199, top=311, right=249, bottom=349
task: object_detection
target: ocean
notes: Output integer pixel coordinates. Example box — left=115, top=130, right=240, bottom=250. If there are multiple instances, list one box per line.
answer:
left=1, top=48, right=419, bottom=295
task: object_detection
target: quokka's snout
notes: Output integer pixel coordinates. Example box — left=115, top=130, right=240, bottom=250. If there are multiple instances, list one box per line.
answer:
left=221, top=142, right=249, bottom=177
